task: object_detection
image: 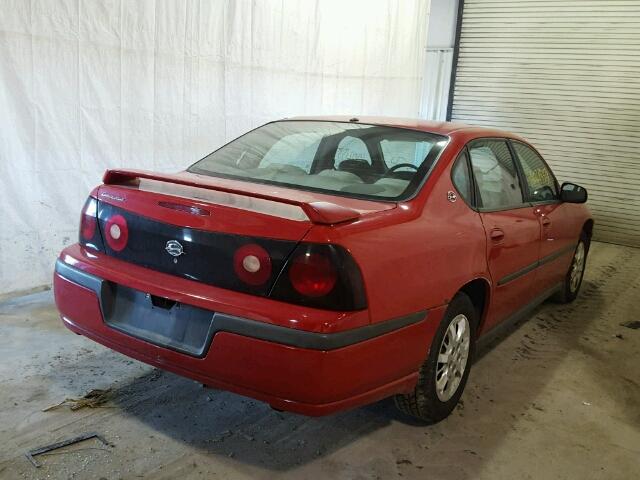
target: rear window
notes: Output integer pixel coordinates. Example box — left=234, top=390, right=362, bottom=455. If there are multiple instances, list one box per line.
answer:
left=188, top=121, right=448, bottom=200
left=468, top=140, right=524, bottom=210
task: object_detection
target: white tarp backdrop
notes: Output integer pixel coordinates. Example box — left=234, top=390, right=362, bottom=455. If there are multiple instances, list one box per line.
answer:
left=0, top=0, right=431, bottom=296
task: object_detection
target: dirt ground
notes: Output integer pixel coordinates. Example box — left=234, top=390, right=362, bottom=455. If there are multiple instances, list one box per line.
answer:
left=0, top=241, right=638, bottom=480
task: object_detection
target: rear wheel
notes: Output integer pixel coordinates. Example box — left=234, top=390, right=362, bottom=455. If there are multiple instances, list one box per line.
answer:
left=394, top=293, right=477, bottom=423
left=553, top=237, right=588, bottom=304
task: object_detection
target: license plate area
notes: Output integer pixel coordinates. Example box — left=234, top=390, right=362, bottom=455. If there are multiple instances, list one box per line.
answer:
left=102, top=284, right=215, bottom=357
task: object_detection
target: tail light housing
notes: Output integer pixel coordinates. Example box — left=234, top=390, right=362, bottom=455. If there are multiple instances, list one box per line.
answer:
left=270, top=243, right=367, bottom=311
left=78, top=196, right=104, bottom=251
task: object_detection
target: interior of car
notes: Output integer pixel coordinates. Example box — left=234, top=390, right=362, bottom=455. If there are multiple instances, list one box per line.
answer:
left=190, top=121, right=447, bottom=199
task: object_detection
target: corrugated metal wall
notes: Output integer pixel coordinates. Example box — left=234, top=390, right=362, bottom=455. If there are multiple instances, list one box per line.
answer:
left=450, top=0, right=640, bottom=247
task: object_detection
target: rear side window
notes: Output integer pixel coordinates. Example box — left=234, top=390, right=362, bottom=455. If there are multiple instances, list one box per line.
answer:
left=512, top=142, right=558, bottom=202
left=468, top=139, right=524, bottom=210
left=452, top=151, right=472, bottom=205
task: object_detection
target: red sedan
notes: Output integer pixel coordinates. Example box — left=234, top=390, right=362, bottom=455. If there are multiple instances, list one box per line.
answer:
left=54, top=116, right=592, bottom=422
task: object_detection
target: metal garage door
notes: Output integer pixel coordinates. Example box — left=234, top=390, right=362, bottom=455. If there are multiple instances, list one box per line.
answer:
left=449, top=0, right=640, bottom=247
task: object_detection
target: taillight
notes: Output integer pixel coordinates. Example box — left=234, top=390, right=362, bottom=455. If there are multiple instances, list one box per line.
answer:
left=80, top=210, right=96, bottom=240
left=79, top=197, right=104, bottom=251
left=289, top=252, right=337, bottom=297
left=270, top=243, right=367, bottom=311
left=104, top=214, right=129, bottom=252
left=233, top=243, right=272, bottom=286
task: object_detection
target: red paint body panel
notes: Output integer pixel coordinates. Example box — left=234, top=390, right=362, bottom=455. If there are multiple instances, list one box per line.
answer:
left=533, top=203, right=579, bottom=295
left=480, top=207, right=542, bottom=331
left=55, top=271, right=443, bottom=415
left=53, top=117, right=593, bottom=415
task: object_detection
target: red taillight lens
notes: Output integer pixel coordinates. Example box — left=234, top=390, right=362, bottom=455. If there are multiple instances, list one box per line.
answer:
left=271, top=243, right=366, bottom=310
left=104, top=214, right=129, bottom=251
left=288, top=252, right=338, bottom=297
left=234, top=243, right=272, bottom=285
left=79, top=196, right=99, bottom=249
left=80, top=211, right=96, bottom=240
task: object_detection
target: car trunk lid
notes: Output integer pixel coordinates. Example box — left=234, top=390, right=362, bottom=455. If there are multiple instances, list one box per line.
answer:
left=95, top=169, right=395, bottom=296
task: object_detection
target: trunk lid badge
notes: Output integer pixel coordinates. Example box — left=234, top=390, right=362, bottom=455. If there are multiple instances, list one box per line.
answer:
left=166, top=240, right=185, bottom=263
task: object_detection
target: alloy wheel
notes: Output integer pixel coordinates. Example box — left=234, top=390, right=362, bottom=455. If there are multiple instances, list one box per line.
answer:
left=435, top=314, right=471, bottom=402
left=569, top=242, right=586, bottom=293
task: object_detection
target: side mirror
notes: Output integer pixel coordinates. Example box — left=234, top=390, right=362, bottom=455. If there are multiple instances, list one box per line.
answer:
left=560, top=182, right=587, bottom=203
left=533, top=185, right=556, bottom=201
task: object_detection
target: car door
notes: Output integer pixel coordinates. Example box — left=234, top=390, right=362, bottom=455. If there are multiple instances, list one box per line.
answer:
left=467, top=139, right=541, bottom=331
left=510, top=140, right=577, bottom=294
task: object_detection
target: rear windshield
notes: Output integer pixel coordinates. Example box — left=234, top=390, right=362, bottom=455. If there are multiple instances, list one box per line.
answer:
left=188, top=121, right=448, bottom=200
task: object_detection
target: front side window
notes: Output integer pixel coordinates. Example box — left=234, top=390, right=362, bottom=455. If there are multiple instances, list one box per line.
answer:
left=512, top=142, right=558, bottom=202
left=189, top=121, right=448, bottom=200
left=468, top=139, right=524, bottom=210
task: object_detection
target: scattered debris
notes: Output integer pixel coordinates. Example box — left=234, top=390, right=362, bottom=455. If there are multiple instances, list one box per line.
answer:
left=25, top=432, right=112, bottom=468
left=43, top=388, right=112, bottom=411
left=621, top=320, right=640, bottom=330
left=582, top=401, right=592, bottom=406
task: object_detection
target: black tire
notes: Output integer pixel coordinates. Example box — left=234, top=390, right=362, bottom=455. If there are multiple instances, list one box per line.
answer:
left=394, top=292, right=478, bottom=424
left=552, top=235, right=589, bottom=304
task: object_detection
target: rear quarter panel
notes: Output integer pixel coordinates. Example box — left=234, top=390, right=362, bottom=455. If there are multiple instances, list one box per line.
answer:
left=303, top=143, right=489, bottom=324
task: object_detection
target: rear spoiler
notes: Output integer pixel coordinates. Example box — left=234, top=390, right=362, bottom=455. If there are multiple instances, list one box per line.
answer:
left=102, top=169, right=360, bottom=225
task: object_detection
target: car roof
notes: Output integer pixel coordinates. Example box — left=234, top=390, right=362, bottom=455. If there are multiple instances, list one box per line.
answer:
left=283, top=115, right=526, bottom=142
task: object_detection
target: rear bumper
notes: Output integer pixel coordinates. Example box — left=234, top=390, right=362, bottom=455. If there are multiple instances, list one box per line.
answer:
left=54, top=246, right=444, bottom=416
